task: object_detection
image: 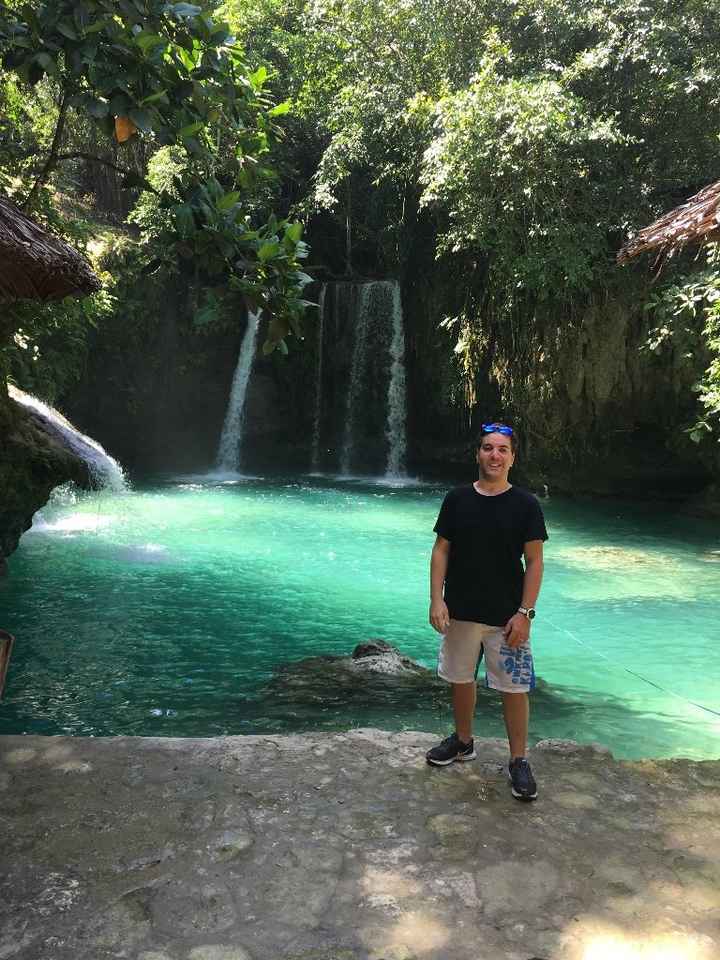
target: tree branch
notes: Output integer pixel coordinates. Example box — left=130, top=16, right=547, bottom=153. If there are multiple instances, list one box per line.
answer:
left=21, top=88, right=71, bottom=211
left=54, top=153, right=158, bottom=194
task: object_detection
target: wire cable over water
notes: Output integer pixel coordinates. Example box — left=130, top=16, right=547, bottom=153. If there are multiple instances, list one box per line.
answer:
left=544, top=614, right=720, bottom=719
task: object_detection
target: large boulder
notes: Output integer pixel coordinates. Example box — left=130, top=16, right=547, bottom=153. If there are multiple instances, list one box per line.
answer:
left=350, top=639, right=430, bottom=674
left=257, top=641, right=448, bottom=718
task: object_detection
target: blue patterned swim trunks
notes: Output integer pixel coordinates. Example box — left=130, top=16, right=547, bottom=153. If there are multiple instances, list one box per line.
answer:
left=437, top=619, right=536, bottom=693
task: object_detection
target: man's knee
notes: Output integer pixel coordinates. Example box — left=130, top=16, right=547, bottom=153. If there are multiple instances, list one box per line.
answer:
left=500, top=690, right=528, bottom=702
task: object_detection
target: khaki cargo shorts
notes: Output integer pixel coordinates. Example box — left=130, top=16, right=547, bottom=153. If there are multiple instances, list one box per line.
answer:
left=437, top=618, right=535, bottom=693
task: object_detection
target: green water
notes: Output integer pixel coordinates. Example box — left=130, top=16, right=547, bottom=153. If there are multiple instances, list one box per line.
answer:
left=1, top=474, right=718, bottom=759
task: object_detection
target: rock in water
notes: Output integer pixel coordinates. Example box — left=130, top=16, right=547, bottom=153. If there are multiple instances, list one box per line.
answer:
left=352, top=639, right=393, bottom=658
left=259, top=642, right=446, bottom=712
left=350, top=639, right=429, bottom=675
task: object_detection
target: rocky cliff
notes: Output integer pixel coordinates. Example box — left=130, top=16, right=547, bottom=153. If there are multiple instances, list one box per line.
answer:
left=0, top=383, right=90, bottom=569
left=33, top=238, right=717, bottom=508
left=400, top=230, right=718, bottom=500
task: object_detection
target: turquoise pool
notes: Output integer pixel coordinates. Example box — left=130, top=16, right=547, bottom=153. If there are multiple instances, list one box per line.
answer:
left=1, top=474, right=718, bottom=759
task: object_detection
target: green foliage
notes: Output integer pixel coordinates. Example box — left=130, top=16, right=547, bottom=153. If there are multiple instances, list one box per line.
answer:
left=4, top=0, right=720, bottom=444
left=6, top=279, right=116, bottom=403
left=421, top=64, right=626, bottom=307
left=0, top=0, right=255, bottom=161
left=223, top=1, right=720, bottom=268
left=127, top=144, right=312, bottom=350
left=0, top=0, right=311, bottom=371
left=644, top=245, right=720, bottom=443
left=230, top=0, right=720, bottom=430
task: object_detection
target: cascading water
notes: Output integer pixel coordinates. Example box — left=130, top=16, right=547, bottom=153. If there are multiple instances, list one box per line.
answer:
left=384, top=282, right=407, bottom=478
left=8, top=385, right=126, bottom=491
left=216, top=309, right=261, bottom=472
left=340, top=284, right=372, bottom=475
left=338, top=281, right=408, bottom=477
left=310, top=285, right=326, bottom=471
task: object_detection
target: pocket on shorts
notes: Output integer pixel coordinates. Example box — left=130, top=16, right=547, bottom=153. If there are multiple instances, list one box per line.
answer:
left=485, top=636, right=535, bottom=691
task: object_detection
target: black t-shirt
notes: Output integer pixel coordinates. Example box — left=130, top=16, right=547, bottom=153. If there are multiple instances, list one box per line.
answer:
left=433, top=484, right=548, bottom=627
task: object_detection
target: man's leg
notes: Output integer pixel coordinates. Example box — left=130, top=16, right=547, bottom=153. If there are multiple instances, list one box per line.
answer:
left=426, top=680, right=477, bottom=764
left=483, top=633, right=537, bottom=799
left=453, top=681, right=477, bottom=744
left=426, top=621, right=482, bottom=765
left=501, top=691, right=529, bottom=758
left=502, top=691, right=537, bottom=800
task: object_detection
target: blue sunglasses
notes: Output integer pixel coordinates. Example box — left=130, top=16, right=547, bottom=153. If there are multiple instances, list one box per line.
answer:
left=481, top=422, right=513, bottom=436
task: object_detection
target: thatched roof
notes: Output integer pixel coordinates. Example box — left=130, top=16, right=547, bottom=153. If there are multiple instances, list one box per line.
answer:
left=617, top=180, right=720, bottom=266
left=0, top=195, right=101, bottom=302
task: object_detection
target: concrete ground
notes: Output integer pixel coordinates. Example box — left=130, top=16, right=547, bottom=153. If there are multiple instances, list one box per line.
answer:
left=1, top=730, right=719, bottom=960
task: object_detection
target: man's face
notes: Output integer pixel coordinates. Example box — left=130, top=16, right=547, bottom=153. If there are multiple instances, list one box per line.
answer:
left=476, top=432, right=515, bottom=481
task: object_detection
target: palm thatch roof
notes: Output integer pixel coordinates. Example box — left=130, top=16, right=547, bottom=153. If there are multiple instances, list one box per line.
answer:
left=0, top=195, right=101, bottom=302
left=617, top=180, right=720, bottom=266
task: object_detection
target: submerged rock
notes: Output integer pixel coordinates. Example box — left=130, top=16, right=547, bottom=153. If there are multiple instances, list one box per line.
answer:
left=352, top=639, right=396, bottom=659
left=249, top=641, right=450, bottom=730
left=263, top=641, right=445, bottom=703
left=350, top=639, right=430, bottom=675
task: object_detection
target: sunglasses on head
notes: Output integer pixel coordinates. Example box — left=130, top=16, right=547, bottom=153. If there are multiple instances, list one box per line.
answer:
left=481, top=422, right=513, bottom=436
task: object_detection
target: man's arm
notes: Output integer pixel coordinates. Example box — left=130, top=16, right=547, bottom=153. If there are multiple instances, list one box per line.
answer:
left=503, top=539, right=545, bottom=648
left=520, top=539, right=544, bottom=611
left=429, top=535, right=451, bottom=633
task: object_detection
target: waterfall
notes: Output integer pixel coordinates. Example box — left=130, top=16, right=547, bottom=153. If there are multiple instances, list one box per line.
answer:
left=384, top=282, right=407, bottom=478
left=216, top=309, right=261, bottom=472
left=8, top=385, right=127, bottom=491
left=338, top=280, right=408, bottom=477
left=310, top=285, right=326, bottom=470
left=340, top=284, right=372, bottom=475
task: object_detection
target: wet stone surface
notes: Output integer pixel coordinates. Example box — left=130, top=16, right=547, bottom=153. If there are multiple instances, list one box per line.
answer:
left=1, top=729, right=719, bottom=960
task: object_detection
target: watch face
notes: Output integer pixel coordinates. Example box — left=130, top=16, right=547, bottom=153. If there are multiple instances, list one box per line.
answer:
left=527, top=608, right=536, bottom=620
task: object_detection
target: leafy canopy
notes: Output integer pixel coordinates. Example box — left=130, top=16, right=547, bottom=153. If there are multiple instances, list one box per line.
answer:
left=224, top=0, right=720, bottom=441
left=0, top=0, right=309, bottom=354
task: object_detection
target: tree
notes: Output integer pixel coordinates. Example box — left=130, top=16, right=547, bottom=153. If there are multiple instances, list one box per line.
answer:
left=234, top=0, right=720, bottom=441
left=0, top=0, right=311, bottom=353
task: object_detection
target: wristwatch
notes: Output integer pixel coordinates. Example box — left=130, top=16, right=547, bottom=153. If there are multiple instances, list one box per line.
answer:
left=518, top=606, right=536, bottom=620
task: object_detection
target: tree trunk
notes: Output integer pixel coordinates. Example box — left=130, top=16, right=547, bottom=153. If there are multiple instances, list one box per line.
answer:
left=22, top=89, right=71, bottom=211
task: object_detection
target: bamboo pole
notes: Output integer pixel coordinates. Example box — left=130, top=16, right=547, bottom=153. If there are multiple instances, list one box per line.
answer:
left=0, top=630, right=14, bottom=700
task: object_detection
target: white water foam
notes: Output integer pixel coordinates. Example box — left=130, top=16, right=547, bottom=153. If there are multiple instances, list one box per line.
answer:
left=305, top=471, right=424, bottom=488
left=31, top=513, right=114, bottom=534
left=9, top=385, right=126, bottom=491
left=173, top=471, right=264, bottom=487
left=216, top=309, right=262, bottom=472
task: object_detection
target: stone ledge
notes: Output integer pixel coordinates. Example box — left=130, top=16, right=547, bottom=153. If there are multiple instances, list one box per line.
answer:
left=1, top=729, right=718, bottom=960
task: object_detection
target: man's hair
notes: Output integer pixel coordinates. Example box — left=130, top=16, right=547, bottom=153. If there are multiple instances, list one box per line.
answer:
left=476, top=421, right=518, bottom=453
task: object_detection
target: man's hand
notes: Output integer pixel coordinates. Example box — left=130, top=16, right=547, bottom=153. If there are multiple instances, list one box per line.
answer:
left=429, top=600, right=450, bottom=634
left=503, top=612, right=530, bottom=648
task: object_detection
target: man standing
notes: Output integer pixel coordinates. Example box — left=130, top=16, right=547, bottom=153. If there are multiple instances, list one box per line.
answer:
left=426, top=422, right=548, bottom=801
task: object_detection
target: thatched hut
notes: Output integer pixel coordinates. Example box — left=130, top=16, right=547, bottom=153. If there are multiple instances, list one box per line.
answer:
left=0, top=194, right=101, bottom=302
left=618, top=180, right=720, bottom=266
